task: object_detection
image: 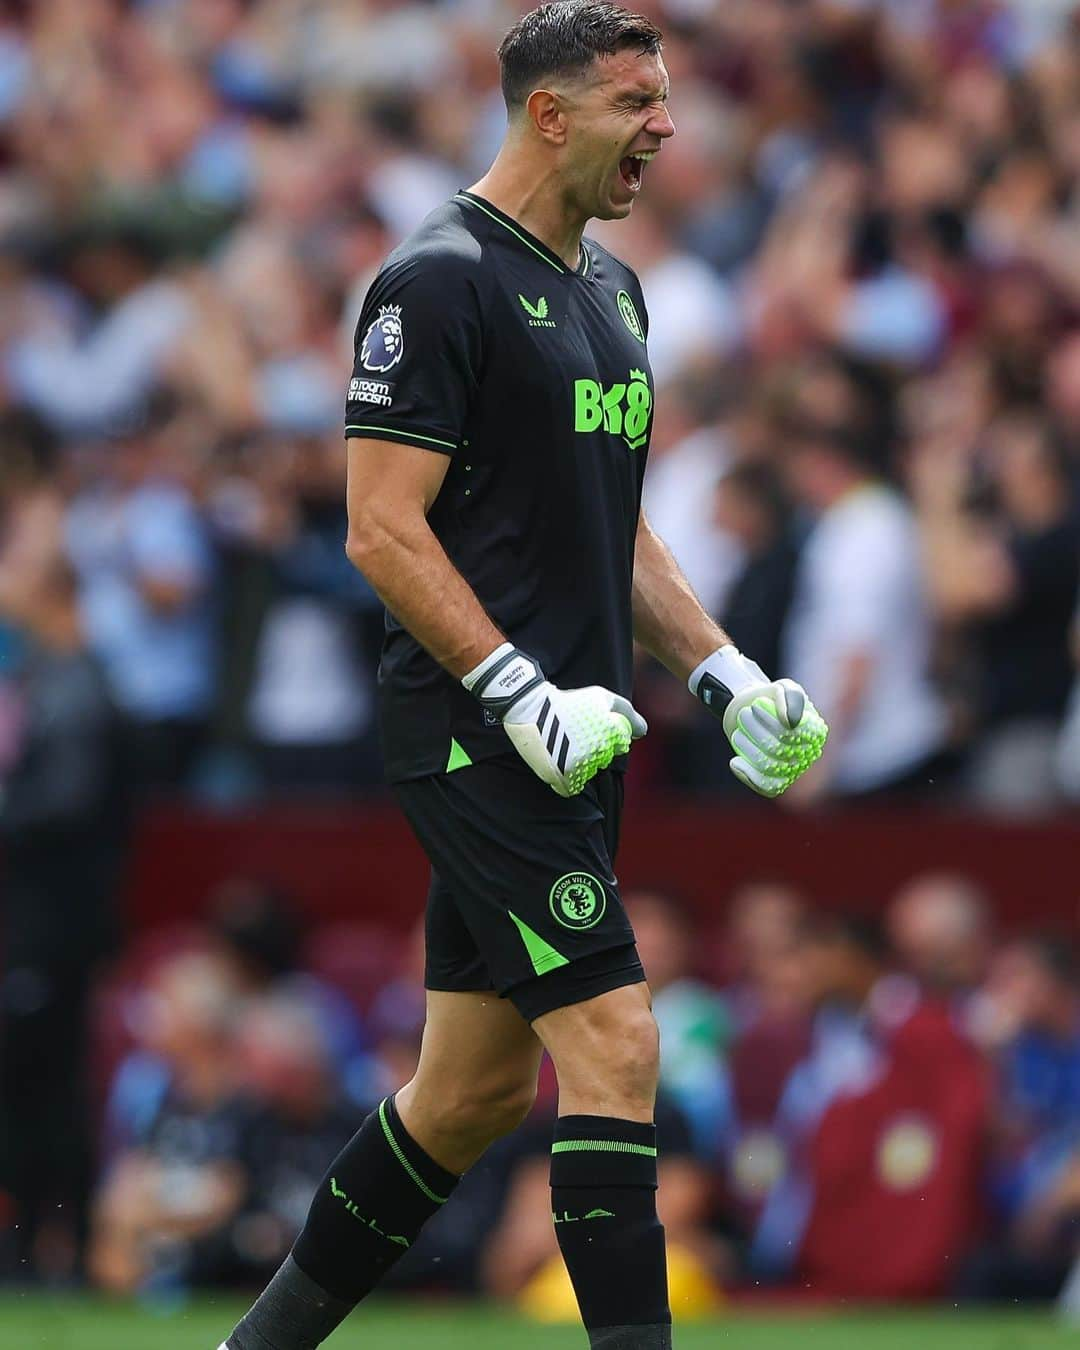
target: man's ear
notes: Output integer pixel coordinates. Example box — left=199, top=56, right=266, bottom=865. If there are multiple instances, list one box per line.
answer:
left=525, top=88, right=568, bottom=145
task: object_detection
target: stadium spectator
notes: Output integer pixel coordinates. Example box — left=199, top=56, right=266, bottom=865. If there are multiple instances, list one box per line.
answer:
left=364, top=917, right=428, bottom=1103
left=714, top=459, right=801, bottom=690
left=91, top=952, right=249, bottom=1295
left=219, top=996, right=366, bottom=1288
left=624, top=890, right=733, bottom=1155
left=0, top=495, right=126, bottom=1283
left=4, top=223, right=193, bottom=439
left=748, top=912, right=889, bottom=1281
left=963, top=937, right=1080, bottom=1300
left=888, top=872, right=993, bottom=1001
left=724, top=881, right=811, bottom=1029
left=1059, top=596, right=1080, bottom=801
left=205, top=878, right=372, bottom=1100
left=235, top=437, right=382, bottom=793
left=780, top=416, right=950, bottom=800
left=755, top=914, right=989, bottom=1298
left=719, top=884, right=813, bottom=1227
left=916, top=409, right=1080, bottom=812
left=642, top=380, right=741, bottom=634
left=65, top=399, right=216, bottom=791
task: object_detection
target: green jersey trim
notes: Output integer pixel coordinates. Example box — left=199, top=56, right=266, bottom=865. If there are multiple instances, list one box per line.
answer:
left=551, top=1139, right=658, bottom=1158
left=454, top=192, right=590, bottom=278
left=346, top=424, right=457, bottom=452
left=378, top=1098, right=451, bottom=1204
left=454, top=194, right=565, bottom=273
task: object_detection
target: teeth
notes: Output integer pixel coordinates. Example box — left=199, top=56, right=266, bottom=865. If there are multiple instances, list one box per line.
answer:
left=634, top=151, right=658, bottom=162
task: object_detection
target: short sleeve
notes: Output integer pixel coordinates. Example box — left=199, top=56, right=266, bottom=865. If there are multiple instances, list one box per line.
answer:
left=345, top=251, right=483, bottom=456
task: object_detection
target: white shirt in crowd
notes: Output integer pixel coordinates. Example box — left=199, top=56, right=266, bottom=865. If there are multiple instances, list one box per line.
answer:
left=643, top=427, right=744, bottom=621
left=248, top=599, right=370, bottom=747
left=783, top=483, right=947, bottom=792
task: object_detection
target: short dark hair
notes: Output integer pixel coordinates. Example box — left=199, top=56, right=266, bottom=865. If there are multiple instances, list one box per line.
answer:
left=721, top=460, right=790, bottom=530
left=1023, top=934, right=1078, bottom=989
left=807, top=912, right=892, bottom=966
left=498, top=1, right=662, bottom=112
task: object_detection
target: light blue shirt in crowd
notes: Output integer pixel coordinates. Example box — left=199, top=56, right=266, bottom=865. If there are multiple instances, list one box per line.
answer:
left=67, top=481, right=215, bottom=722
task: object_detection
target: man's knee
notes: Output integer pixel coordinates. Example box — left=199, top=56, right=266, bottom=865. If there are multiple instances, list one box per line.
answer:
left=411, top=1072, right=537, bottom=1147
left=539, top=988, right=660, bottom=1116
left=589, top=1002, right=660, bottom=1099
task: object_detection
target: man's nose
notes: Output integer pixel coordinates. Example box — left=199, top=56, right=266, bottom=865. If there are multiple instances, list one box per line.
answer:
left=649, top=105, right=676, bottom=139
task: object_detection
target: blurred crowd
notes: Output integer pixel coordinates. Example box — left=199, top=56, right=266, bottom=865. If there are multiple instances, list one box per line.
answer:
left=0, top=0, right=1079, bottom=807
left=4, top=874, right=1080, bottom=1316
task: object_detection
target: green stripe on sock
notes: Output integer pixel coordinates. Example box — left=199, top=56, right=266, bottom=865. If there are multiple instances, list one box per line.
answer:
left=378, top=1099, right=449, bottom=1204
left=551, top=1139, right=658, bottom=1157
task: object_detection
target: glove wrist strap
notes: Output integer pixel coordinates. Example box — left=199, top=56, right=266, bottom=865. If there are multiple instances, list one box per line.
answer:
left=462, top=643, right=545, bottom=716
left=687, top=644, right=766, bottom=715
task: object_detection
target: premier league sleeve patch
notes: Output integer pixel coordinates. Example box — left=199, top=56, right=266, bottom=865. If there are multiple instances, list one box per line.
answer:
left=360, top=304, right=405, bottom=373
left=345, top=254, right=481, bottom=450
left=347, top=376, right=393, bottom=408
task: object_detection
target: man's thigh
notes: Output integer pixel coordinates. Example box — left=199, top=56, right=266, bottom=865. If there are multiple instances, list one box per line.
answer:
left=411, top=988, right=543, bottom=1103
left=393, top=757, right=644, bottom=1023
left=532, top=982, right=658, bottom=1119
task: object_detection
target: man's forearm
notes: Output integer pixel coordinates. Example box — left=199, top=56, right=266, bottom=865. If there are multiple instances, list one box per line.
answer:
left=347, top=510, right=503, bottom=680
left=632, top=515, right=730, bottom=681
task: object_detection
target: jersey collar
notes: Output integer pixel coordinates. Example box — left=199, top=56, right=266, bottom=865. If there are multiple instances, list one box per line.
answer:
left=454, top=190, right=591, bottom=278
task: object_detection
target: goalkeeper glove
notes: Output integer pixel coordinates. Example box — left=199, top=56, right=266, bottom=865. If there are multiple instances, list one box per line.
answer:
left=688, top=645, right=828, bottom=797
left=463, top=643, right=647, bottom=797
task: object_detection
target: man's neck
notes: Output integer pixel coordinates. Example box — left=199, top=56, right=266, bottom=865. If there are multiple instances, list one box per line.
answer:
left=819, top=472, right=873, bottom=512
left=470, top=144, right=586, bottom=271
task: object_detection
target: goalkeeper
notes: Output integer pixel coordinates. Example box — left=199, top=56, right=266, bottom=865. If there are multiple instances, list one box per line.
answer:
left=220, top=4, right=825, bottom=1350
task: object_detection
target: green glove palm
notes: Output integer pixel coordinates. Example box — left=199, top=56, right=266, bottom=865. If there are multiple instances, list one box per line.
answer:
left=689, top=647, right=828, bottom=798
left=723, top=682, right=829, bottom=797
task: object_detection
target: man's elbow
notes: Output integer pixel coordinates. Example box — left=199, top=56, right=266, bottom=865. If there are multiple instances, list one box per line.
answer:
left=344, top=523, right=377, bottom=574
left=344, top=526, right=370, bottom=572
left=344, top=510, right=396, bottom=577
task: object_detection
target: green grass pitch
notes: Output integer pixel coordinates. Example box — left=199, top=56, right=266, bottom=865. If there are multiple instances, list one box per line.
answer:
left=1, top=1297, right=1076, bottom=1350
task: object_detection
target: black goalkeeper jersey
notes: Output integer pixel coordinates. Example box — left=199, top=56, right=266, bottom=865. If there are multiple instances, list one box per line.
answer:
left=345, top=190, right=654, bottom=783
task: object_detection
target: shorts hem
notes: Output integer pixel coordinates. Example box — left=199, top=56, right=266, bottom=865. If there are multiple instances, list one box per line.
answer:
left=506, top=945, right=646, bottom=1023
left=423, top=978, right=496, bottom=995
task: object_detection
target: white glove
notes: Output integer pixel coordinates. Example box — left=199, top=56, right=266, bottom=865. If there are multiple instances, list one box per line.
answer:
left=688, top=645, right=828, bottom=797
left=463, top=643, right=647, bottom=797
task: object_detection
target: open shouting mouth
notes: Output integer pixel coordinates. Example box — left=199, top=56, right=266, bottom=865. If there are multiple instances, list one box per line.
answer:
left=618, top=148, right=658, bottom=193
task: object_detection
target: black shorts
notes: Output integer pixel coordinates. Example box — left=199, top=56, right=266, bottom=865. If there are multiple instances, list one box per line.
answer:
left=392, top=755, right=645, bottom=1023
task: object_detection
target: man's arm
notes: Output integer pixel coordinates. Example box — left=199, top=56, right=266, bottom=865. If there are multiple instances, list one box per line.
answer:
left=345, top=437, right=504, bottom=679
left=631, top=510, right=732, bottom=679
left=345, top=437, right=645, bottom=796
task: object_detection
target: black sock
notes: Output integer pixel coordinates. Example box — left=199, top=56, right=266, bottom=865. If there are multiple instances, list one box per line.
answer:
left=550, top=1114, right=671, bottom=1349
left=227, top=1095, right=459, bottom=1349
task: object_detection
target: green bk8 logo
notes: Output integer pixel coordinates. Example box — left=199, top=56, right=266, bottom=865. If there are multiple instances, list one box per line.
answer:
left=550, top=872, right=607, bottom=930
left=574, top=369, right=652, bottom=451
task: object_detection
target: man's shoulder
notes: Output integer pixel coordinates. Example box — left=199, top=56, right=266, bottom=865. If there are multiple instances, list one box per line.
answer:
left=583, top=235, right=644, bottom=295
left=379, top=197, right=487, bottom=288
